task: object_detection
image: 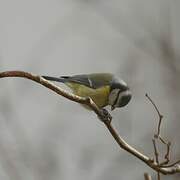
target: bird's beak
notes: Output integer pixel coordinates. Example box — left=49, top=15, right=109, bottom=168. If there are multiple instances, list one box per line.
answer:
left=111, top=106, right=115, bottom=111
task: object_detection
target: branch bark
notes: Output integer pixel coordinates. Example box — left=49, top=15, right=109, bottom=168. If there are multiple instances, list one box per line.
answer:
left=0, top=71, right=180, bottom=175
left=144, top=173, right=152, bottom=180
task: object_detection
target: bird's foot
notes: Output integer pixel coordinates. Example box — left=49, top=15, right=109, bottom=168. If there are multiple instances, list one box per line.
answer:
left=98, top=108, right=112, bottom=124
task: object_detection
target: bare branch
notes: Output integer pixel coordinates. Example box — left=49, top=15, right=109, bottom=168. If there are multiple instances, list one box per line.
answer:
left=0, top=71, right=180, bottom=175
left=145, top=94, right=163, bottom=137
left=161, top=160, right=180, bottom=168
left=160, top=141, right=171, bottom=166
left=152, top=139, right=159, bottom=165
left=146, top=94, right=172, bottom=167
left=157, top=172, right=161, bottom=180
left=152, top=138, right=161, bottom=180
left=146, top=94, right=162, bottom=180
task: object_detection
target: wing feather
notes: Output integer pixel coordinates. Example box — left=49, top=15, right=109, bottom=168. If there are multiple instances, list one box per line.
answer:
left=61, top=73, right=113, bottom=89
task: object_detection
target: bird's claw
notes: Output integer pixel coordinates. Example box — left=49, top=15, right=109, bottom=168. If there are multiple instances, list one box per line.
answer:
left=98, top=108, right=112, bottom=124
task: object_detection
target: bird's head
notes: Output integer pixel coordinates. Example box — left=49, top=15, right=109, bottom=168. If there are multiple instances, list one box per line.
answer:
left=108, top=78, right=132, bottom=110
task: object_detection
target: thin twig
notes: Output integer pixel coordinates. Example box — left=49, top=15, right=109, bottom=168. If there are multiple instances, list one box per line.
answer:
left=145, top=94, right=163, bottom=137
left=160, top=141, right=171, bottom=166
left=0, top=71, right=179, bottom=175
left=152, top=138, right=161, bottom=180
left=144, top=173, right=152, bottom=180
left=161, top=160, right=180, bottom=168
left=152, top=139, right=159, bottom=164
left=146, top=94, right=171, bottom=167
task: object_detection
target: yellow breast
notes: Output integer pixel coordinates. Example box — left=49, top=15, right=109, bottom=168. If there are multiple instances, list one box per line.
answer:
left=66, top=82, right=110, bottom=108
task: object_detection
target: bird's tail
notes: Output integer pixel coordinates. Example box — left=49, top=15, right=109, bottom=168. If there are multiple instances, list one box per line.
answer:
left=42, top=76, right=67, bottom=83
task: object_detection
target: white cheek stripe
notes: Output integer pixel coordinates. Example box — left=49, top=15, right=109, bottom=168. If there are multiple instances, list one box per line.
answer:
left=113, top=90, right=121, bottom=106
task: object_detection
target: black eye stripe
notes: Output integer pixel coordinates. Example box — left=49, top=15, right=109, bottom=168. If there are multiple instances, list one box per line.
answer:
left=113, top=90, right=121, bottom=106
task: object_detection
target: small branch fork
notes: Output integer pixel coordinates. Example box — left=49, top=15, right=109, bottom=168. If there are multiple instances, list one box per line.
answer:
left=145, top=93, right=180, bottom=179
left=0, top=71, right=180, bottom=176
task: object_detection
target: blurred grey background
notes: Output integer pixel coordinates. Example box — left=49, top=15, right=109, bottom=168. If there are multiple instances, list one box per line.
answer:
left=0, top=0, right=180, bottom=179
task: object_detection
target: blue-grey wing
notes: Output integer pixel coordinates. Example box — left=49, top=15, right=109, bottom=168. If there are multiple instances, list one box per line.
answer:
left=61, top=73, right=113, bottom=89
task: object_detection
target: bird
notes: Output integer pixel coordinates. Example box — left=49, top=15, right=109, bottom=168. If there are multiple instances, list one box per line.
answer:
left=42, top=73, right=131, bottom=111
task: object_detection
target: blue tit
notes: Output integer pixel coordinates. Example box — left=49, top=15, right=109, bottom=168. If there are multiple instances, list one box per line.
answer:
left=42, top=73, right=131, bottom=110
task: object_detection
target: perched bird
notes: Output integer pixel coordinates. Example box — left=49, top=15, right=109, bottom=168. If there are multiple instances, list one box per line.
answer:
left=42, top=73, right=131, bottom=111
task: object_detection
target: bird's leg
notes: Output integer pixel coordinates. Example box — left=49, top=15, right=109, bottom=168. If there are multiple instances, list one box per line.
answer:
left=98, top=108, right=112, bottom=124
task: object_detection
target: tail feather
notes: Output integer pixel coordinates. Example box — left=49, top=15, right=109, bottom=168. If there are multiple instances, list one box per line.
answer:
left=42, top=76, right=66, bottom=83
